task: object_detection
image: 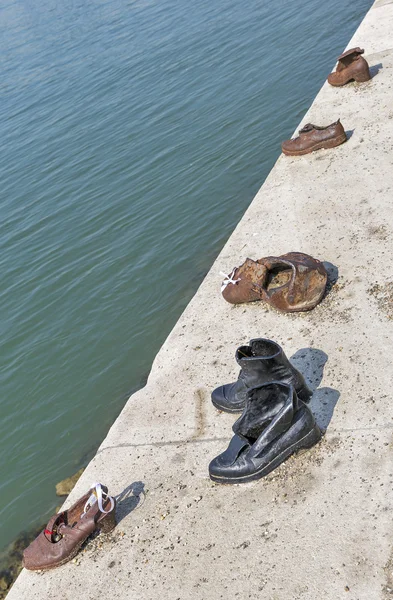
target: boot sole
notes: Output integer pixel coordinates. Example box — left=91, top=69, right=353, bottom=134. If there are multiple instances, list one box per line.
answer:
left=25, top=540, right=86, bottom=571
left=209, top=424, right=321, bottom=484
left=328, top=74, right=371, bottom=86
left=211, top=396, right=245, bottom=413
left=282, top=133, right=347, bottom=156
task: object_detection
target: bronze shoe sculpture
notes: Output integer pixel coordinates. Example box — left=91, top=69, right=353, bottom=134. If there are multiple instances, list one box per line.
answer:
left=281, top=120, right=347, bottom=156
left=328, top=47, right=371, bottom=86
left=221, top=251, right=327, bottom=312
left=209, top=382, right=321, bottom=484
left=23, top=482, right=116, bottom=570
left=221, top=259, right=268, bottom=304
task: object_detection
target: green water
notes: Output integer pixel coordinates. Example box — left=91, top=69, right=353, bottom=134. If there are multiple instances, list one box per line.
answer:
left=0, top=0, right=371, bottom=554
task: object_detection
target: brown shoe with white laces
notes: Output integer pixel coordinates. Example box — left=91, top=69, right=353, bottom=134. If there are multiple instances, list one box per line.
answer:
left=23, top=483, right=116, bottom=570
left=221, top=258, right=268, bottom=304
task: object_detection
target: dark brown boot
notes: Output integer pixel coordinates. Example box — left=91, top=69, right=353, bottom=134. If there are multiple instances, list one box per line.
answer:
left=281, top=120, right=347, bottom=156
left=328, top=47, right=371, bottom=86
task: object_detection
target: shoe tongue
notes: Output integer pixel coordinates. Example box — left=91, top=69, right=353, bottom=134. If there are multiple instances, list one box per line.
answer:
left=220, top=434, right=251, bottom=464
left=337, top=46, right=364, bottom=61
left=299, top=123, right=317, bottom=134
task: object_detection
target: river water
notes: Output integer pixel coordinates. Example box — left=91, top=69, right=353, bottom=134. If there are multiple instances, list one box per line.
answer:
left=0, top=0, right=371, bottom=555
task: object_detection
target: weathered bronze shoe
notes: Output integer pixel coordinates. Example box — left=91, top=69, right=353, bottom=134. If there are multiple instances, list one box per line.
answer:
left=221, top=252, right=327, bottom=312
left=23, top=483, right=116, bottom=570
left=258, top=252, right=327, bottom=312
left=328, top=47, right=371, bottom=86
left=221, top=259, right=268, bottom=304
left=281, top=120, right=347, bottom=156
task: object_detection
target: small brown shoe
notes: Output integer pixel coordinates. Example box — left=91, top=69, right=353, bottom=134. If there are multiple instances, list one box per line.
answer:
left=221, top=258, right=268, bottom=304
left=281, top=120, right=346, bottom=156
left=328, top=47, right=371, bottom=86
left=221, top=252, right=327, bottom=312
left=23, top=483, right=116, bottom=571
left=258, top=252, right=327, bottom=312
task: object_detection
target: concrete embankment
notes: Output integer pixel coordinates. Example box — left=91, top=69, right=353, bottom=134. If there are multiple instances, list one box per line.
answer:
left=7, top=1, right=393, bottom=598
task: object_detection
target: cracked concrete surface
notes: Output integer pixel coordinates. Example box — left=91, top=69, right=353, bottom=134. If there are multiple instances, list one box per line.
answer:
left=7, top=1, right=393, bottom=598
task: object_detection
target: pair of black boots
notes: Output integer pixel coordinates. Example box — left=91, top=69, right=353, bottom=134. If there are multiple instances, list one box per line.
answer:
left=209, top=339, right=321, bottom=484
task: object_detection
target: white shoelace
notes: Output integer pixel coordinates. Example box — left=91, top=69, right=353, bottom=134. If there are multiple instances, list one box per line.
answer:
left=82, top=482, right=115, bottom=517
left=220, top=269, right=241, bottom=292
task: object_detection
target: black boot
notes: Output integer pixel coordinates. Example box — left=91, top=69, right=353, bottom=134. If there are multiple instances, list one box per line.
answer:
left=209, top=382, right=321, bottom=484
left=211, top=338, right=311, bottom=413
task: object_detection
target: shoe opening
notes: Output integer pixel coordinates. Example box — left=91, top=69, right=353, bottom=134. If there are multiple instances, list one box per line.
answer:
left=265, top=265, right=292, bottom=291
left=249, top=339, right=281, bottom=358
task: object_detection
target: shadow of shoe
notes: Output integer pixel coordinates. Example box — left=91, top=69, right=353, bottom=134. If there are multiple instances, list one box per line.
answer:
left=370, top=62, right=382, bottom=79
left=310, top=387, right=340, bottom=431
left=290, top=347, right=340, bottom=432
left=290, top=347, right=328, bottom=391
left=115, top=481, right=146, bottom=524
left=322, top=261, right=339, bottom=299
left=323, top=261, right=338, bottom=287
left=345, top=128, right=355, bottom=141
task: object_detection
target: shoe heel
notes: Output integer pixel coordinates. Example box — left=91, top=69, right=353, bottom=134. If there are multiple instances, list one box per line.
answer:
left=354, top=71, right=371, bottom=82
left=98, top=507, right=117, bottom=534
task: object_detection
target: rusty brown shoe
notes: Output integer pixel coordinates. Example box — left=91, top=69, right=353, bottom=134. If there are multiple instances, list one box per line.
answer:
left=328, top=47, right=371, bottom=86
left=221, top=258, right=268, bottom=304
left=258, top=252, right=327, bottom=312
left=221, top=252, right=327, bottom=312
left=23, top=483, right=116, bottom=571
left=281, top=120, right=347, bottom=156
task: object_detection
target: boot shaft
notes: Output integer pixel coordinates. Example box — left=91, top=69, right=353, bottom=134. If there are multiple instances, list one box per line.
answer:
left=233, top=381, right=298, bottom=442
left=337, top=47, right=364, bottom=67
left=328, top=47, right=370, bottom=85
left=236, top=338, right=308, bottom=394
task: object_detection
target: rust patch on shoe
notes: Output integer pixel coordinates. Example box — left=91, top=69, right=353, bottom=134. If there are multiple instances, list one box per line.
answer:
left=221, top=258, right=267, bottom=304
left=260, top=252, right=328, bottom=312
